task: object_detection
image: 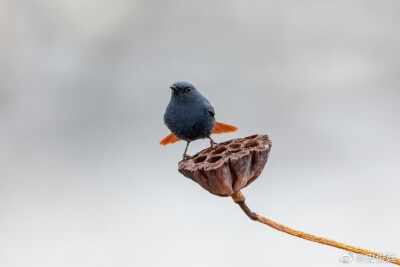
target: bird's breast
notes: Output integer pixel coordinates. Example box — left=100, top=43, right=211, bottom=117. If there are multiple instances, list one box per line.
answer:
left=164, top=102, right=215, bottom=141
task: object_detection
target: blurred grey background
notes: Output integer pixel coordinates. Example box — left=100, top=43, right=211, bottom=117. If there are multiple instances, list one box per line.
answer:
left=1, top=0, right=399, bottom=266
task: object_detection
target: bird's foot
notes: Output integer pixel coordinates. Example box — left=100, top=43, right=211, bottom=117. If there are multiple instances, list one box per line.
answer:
left=208, top=137, right=217, bottom=148
left=182, top=153, right=191, bottom=160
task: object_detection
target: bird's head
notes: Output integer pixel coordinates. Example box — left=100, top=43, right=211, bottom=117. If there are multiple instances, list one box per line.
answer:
left=170, top=81, right=197, bottom=96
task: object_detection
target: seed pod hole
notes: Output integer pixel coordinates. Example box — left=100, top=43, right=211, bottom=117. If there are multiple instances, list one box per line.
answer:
left=194, top=155, right=207, bottom=163
left=245, top=134, right=259, bottom=140
left=202, top=148, right=213, bottom=154
left=212, top=146, right=227, bottom=155
left=207, top=156, right=222, bottom=163
left=229, top=143, right=241, bottom=149
left=218, top=141, right=231, bottom=146
left=244, top=141, right=259, bottom=148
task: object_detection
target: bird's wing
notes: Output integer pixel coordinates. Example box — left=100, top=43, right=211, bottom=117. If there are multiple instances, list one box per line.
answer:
left=208, top=106, right=215, bottom=117
left=203, top=101, right=215, bottom=117
left=159, top=133, right=181, bottom=145
left=212, top=122, right=238, bottom=134
left=204, top=101, right=237, bottom=133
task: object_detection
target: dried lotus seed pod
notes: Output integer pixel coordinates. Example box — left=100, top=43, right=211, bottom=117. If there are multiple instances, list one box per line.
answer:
left=178, top=134, right=271, bottom=196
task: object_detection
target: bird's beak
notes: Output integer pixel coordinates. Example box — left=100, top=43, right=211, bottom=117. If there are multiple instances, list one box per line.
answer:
left=170, top=85, right=179, bottom=93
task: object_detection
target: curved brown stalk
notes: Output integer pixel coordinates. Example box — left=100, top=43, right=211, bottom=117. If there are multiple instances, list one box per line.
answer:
left=231, top=191, right=400, bottom=266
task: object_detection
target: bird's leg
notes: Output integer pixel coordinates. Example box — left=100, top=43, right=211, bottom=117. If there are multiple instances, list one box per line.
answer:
left=182, top=141, right=191, bottom=160
left=207, top=136, right=217, bottom=148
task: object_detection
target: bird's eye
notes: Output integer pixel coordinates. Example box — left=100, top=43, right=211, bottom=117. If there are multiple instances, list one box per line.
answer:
left=185, top=87, right=191, bottom=92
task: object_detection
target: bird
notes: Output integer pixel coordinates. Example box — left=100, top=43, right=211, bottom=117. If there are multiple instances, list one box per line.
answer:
left=160, top=81, right=238, bottom=160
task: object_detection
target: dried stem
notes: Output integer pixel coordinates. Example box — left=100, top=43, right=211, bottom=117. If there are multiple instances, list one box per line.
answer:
left=231, top=191, right=400, bottom=265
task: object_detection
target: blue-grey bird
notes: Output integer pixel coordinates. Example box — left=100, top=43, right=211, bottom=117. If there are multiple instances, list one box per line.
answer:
left=160, top=81, right=237, bottom=159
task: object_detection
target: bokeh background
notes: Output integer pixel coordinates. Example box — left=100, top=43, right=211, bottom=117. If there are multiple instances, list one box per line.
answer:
left=1, top=0, right=399, bottom=266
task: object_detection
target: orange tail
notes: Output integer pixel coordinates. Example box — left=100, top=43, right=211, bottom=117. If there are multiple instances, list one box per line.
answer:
left=212, top=121, right=238, bottom=134
left=159, top=133, right=181, bottom=145
left=159, top=122, right=238, bottom=145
